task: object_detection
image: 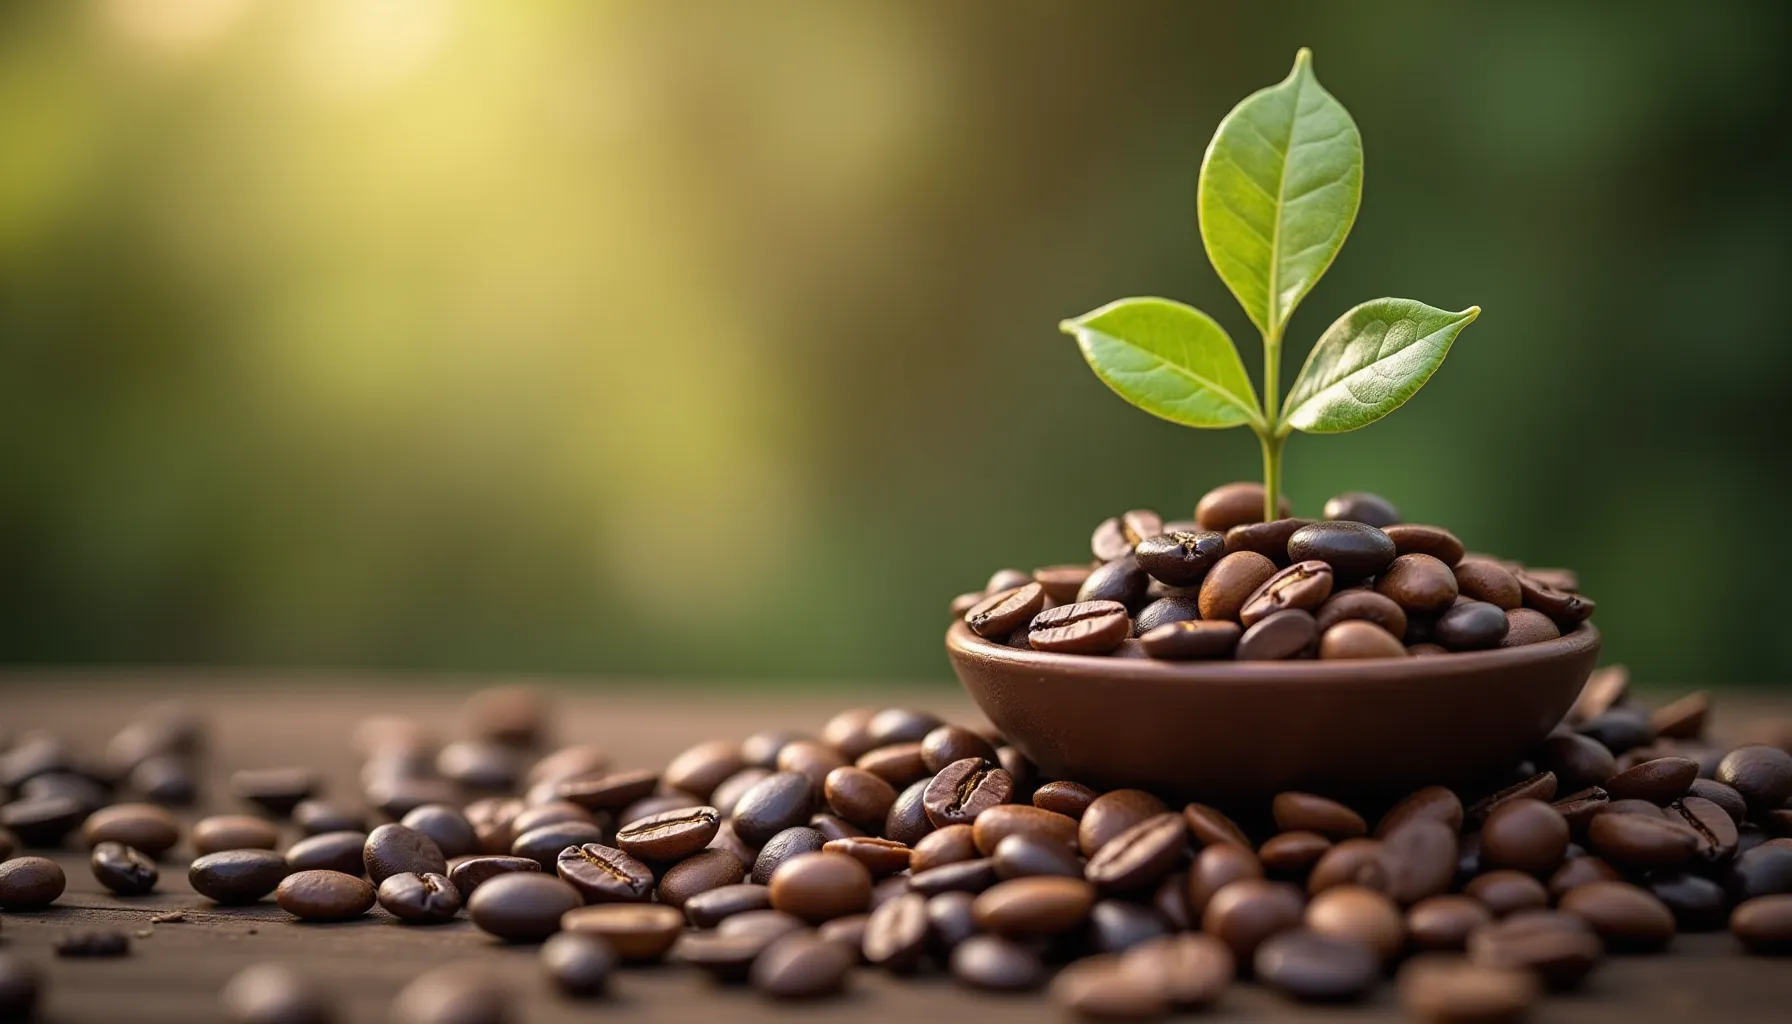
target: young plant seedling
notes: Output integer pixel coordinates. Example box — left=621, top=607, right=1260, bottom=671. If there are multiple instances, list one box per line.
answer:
left=1060, top=48, right=1479, bottom=522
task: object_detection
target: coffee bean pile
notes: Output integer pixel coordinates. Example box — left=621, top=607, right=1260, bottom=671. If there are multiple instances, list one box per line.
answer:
left=3, top=677, right=1792, bottom=1021
left=955, top=484, right=1595, bottom=660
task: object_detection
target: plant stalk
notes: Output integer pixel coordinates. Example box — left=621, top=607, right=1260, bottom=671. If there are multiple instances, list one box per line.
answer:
left=1260, top=328, right=1283, bottom=521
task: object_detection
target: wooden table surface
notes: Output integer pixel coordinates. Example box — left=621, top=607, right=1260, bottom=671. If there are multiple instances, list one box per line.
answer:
left=3, top=676, right=1791, bottom=1023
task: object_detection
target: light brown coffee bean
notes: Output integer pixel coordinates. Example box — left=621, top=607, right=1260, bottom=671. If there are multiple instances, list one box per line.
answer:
left=1198, top=551, right=1279, bottom=622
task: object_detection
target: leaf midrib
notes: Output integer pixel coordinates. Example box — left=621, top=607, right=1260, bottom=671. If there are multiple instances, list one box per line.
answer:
left=1264, top=65, right=1306, bottom=342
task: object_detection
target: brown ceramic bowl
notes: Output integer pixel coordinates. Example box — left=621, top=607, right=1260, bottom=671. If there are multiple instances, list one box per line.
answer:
left=946, top=620, right=1600, bottom=807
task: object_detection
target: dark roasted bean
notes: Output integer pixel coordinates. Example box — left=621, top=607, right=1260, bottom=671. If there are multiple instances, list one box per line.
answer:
left=751, top=932, right=854, bottom=999
left=950, top=934, right=1046, bottom=991
left=1466, top=910, right=1602, bottom=990
left=379, top=871, right=463, bottom=923
left=0, top=856, right=66, bottom=909
left=1434, top=600, right=1509, bottom=651
left=467, top=873, right=583, bottom=942
left=615, top=805, right=720, bottom=861
left=563, top=903, right=686, bottom=961
left=275, top=870, right=376, bottom=921
left=732, top=772, right=816, bottom=847
left=685, top=883, right=773, bottom=928
left=556, top=843, right=654, bottom=903
left=1464, top=870, right=1548, bottom=917
left=190, top=850, right=287, bottom=905
left=1731, top=894, right=1792, bottom=953
left=1453, top=559, right=1522, bottom=609
left=1517, top=572, right=1595, bottom=628
left=1502, top=607, right=1562, bottom=647
left=1139, top=619, right=1242, bottom=659
left=1405, top=895, right=1491, bottom=951
left=863, top=891, right=929, bottom=971
left=1314, top=589, right=1408, bottom=639
left=448, top=855, right=539, bottom=901
left=1085, top=813, right=1186, bottom=893
left=1197, top=482, right=1291, bottom=532
left=966, top=584, right=1047, bottom=639
left=1187, top=843, right=1264, bottom=918
left=1375, top=786, right=1464, bottom=837
left=908, top=857, right=999, bottom=896
left=81, top=803, right=180, bottom=858
left=90, top=842, right=157, bottom=895
left=1274, top=792, right=1367, bottom=839
left=768, top=851, right=871, bottom=924
left=972, top=875, right=1095, bottom=935
left=1034, top=781, right=1099, bottom=820
left=1184, top=802, right=1254, bottom=847
left=752, top=827, right=827, bottom=885
left=1480, top=799, right=1569, bottom=876
left=1398, top=957, right=1537, bottom=1023
left=883, top=778, right=934, bottom=847
left=1201, top=878, right=1306, bottom=962
left=1255, top=929, right=1378, bottom=1002
left=1236, top=608, right=1319, bottom=660
left=1288, top=521, right=1396, bottom=581
left=922, top=758, right=1012, bottom=828
left=1223, top=518, right=1314, bottom=566
left=1092, top=510, right=1163, bottom=562
left=1135, top=530, right=1226, bottom=587
left=1717, top=746, right=1792, bottom=815
left=1375, top=554, right=1459, bottom=614
left=230, top=767, right=317, bottom=817
left=1076, top=557, right=1150, bottom=612
left=1384, top=524, right=1464, bottom=566
left=656, top=849, right=746, bottom=908
left=1240, top=561, right=1334, bottom=626
left=825, top=837, right=911, bottom=878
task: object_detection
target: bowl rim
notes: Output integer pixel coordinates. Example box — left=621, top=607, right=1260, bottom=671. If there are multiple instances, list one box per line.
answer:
left=947, top=619, right=1601, bottom=687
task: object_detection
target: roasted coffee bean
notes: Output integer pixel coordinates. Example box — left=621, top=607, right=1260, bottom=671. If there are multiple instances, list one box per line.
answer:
left=536, top=931, right=615, bottom=998
left=656, top=740, right=743, bottom=803
left=685, top=883, right=773, bottom=928
left=751, top=931, right=854, bottom=999
left=768, top=851, right=870, bottom=923
left=1670, top=796, right=1738, bottom=863
left=1175, top=804, right=1249, bottom=852
left=1086, top=813, right=1186, bottom=893
left=557, top=768, right=661, bottom=813
left=711, top=768, right=773, bottom=818
left=1027, top=600, right=1132, bottom=654
left=1138, top=619, right=1242, bottom=659
left=1605, top=756, right=1697, bottom=804
left=825, top=837, right=911, bottom=879
left=1308, top=838, right=1386, bottom=894
left=379, top=871, right=462, bottom=923
left=972, top=804, right=1078, bottom=855
left=910, top=823, right=977, bottom=872
left=1689, top=779, right=1748, bottom=823
left=1467, top=910, right=1603, bottom=990
left=1260, top=831, right=1332, bottom=876
left=189, top=850, right=288, bottom=905
left=389, top=966, right=509, bottom=1024
left=915, top=727, right=995, bottom=777
left=399, top=805, right=478, bottom=860
left=1255, top=929, right=1378, bottom=1002
left=563, top=903, right=686, bottom=961
left=1464, top=870, right=1549, bottom=917
left=1375, top=786, right=1464, bottom=837
left=884, top=778, right=934, bottom=847
left=858, top=742, right=929, bottom=789
left=734, top=732, right=797, bottom=774
left=435, top=741, right=518, bottom=792
left=364, top=823, right=447, bottom=884
left=1577, top=705, right=1654, bottom=753
left=950, top=934, right=1046, bottom=991
left=1135, top=530, right=1226, bottom=587
left=775, top=740, right=847, bottom=791
left=448, top=855, right=539, bottom=900
left=615, top=805, right=720, bottom=861
left=866, top=708, right=945, bottom=748
left=291, top=800, right=364, bottom=837
left=1466, top=772, right=1558, bottom=827
left=1546, top=856, right=1621, bottom=900
left=1092, top=510, right=1164, bottom=562
left=1086, top=899, right=1166, bottom=953
left=673, top=931, right=776, bottom=982
left=90, top=841, right=157, bottom=895
left=1398, top=957, right=1537, bottom=1024
left=1480, top=799, right=1569, bottom=876
left=276, top=870, right=376, bottom=921
left=1199, top=551, right=1279, bottom=622
left=1517, top=573, right=1595, bottom=628
left=1051, top=955, right=1167, bottom=1018
left=863, top=891, right=929, bottom=971
left=752, top=827, right=826, bottom=885
left=1131, top=595, right=1201, bottom=636
left=80, top=803, right=180, bottom=858
left=820, top=707, right=879, bottom=759
left=1240, top=560, right=1334, bottom=626
left=0, top=855, right=65, bottom=909
left=218, top=963, right=331, bottom=1024
left=972, top=876, right=1095, bottom=935
left=528, top=744, right=612, bottom=788
left=1648, top=872, right=1729, bottom=931
left=1079, top=789, right=1167, bottom=856
left=922, top=758, right=1012, bottom=828
left=1271, top=792, right=1366, bottom=839
left=1076, top=557, right=1149, bottom=612
left=464, top=797, right=526, bottom=854
left=192, top=814, right=281, bottom=855
left=912, top=858, right=1001, bottom=897
left=1287, top=521, right=1396, bottom=581
left=1223, top=517, right=1314, bottom=566
left=1727, top=845, right=1792, bottom=903
left=1319, top=620, right=1406, bottom=659
left=1202, top=878, right=1306, bottom=962
left=1314, top=589, right=1408, bottom=639
left=1187, top=842, right=1265, bottom=918
left=1379, top=820, right=1458, bottom=906
left=1731, top=894, right=1792, bottom=953
left=1322, top=491, right=1400, bottom=528
left=1383, top=524, right=1465, bottom=566
left=986, top=568, right=1033, bottom=595
left=1588, top=812, right=1700, bottom=868
left=1034, top=564, right=1095, bottom=603
left=1303, top=884, right=1404, bottom=961
left=732, top=771, right=816, bottom=847
left=467, top=872, right=583, bottom=941
left=1717, top=745, right=1792, bottom=814
left=1453, top=558, right=1522, bottom=609
left=1501, top=608, right=1562, bottom=647
left=1236, top=608, right=1319, bottom=660
left=1434, top=600, right=1509, bottom=651
left=1649, top=691, right=1710, bottom=740
left=1406, top=895, right=1492, bottom=951
left=1375, top=554, right=1459, bottom=614
left=1118, top=932, right=1233, bottom=1007
left=656, top=849, right=745, bottom=908
left=1030, top=781, right=1096, bottom=822
left=1557, top=880, right=1673, bottom=950
left=927, top=890, right=978, bottom=951
left=1198, top=482, right=1291, bottom=532
left=556, top=843, right=654, bottom=903
left=1604, top=798, right=1666, bottom=819
left=1532, top=734, right=1616, bottom=793
left=992, top=833, right=1083, bottom=880
left=230, top=767, right=317, bottom=817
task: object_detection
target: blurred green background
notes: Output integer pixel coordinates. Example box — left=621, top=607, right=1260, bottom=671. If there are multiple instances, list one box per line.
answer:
left=1, top=1, right=1787, bottom=686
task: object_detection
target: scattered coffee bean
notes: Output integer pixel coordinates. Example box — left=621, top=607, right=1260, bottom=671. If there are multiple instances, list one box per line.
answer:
left=656, top=848, right=746, bottom=908
left=364, top=823, right=448, bottom=884
left=1187, top=843, right=1265, bottom=919
left=1202, top=878, right=1306, bottom=962
left=276, top=869, right=376, bottom=921
left=1134, top=530, right=1226, bottom=587
left=732, top=771, right=816, bottom=847
left=448, top=855, right=539, bottom=901
left=1255, top=929, right=1378, bottom=1002
left=752, top=827, right=826, bottom=884
left=1398, top=956, right=1537, bottom=1024
left=230, top=767, right=317, bottom=817
left=1467, top=910, right=1602, bottom=990
left=1033, top=780, right=1099, bottom=820
left=1406, top=895, right=1492, bottom=951
left=972, top=875, right=1095, bottom=935
left=292, top=800, right=365, bottom=837
left=90, top=841, right=157, bottom=895
left=1465, top=870, right=1550, bottom=917
left=556, top=769, right=660, bottom=812
left=219, top=963, right=331, bottom=1024
left=378, top=871, right=462, bottom=923
left=192, top=814, right=281, bottom=855
left=398, top=805, right=478, bottom=859
left=1718, top=745, right=1792, bottom=814
left=750, top=931, right=854, bottom=999
left=614, top=805, right=720, bottom=861
left=768, top=851, right=871, bottom=924
left=1588, top=812, right=1700, bottom=868
left=1732, top=894, right=1792, bottom=954
left=1086, top=812, right=1186, bottom=893
left=1480, top=799, right=1569, bottom=876
left=825, top=836, right=910, bottom=878
left=467, top=872, right=583, bottom=941
left=922, top=758, right=1011, bottom=828
left=80, top=803, right=180, bottom=858
left=950, top=933, right=1045, bottom=991
left=189, top=850, right=288, bottom=905
left=0, top=857, right=65, bottom=911
left=1726, top=845, right=1792, bottom=903
left=556, top=843, right=653, bottom=903
left=972, top=804, right=1077, bottom=855
left=539, top=931, right=615, bottom=997
left=389, top=965, right=509, bottom=1024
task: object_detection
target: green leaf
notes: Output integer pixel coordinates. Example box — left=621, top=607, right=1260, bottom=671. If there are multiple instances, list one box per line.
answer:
left=1060, top=297, right=1262, bottom=430
left=1197, top=48, right=1363, bottom=338
left=1281, top=299, right=1480, bottom=434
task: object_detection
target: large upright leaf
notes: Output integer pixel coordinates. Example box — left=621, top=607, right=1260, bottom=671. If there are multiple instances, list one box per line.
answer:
left=1060, top=297, right=1262, bottom=429
left=1282, top=299, right=1480, bottom=434
left=1198, top=48, right=1363, bottom=338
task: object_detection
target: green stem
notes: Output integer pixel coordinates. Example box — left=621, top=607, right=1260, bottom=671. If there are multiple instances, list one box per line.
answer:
left=1260, top=327, right=1283, bottom=521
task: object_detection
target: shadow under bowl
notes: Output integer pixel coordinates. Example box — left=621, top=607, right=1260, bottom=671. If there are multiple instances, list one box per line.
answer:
left=946, top=620, right=1600, bottom=807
